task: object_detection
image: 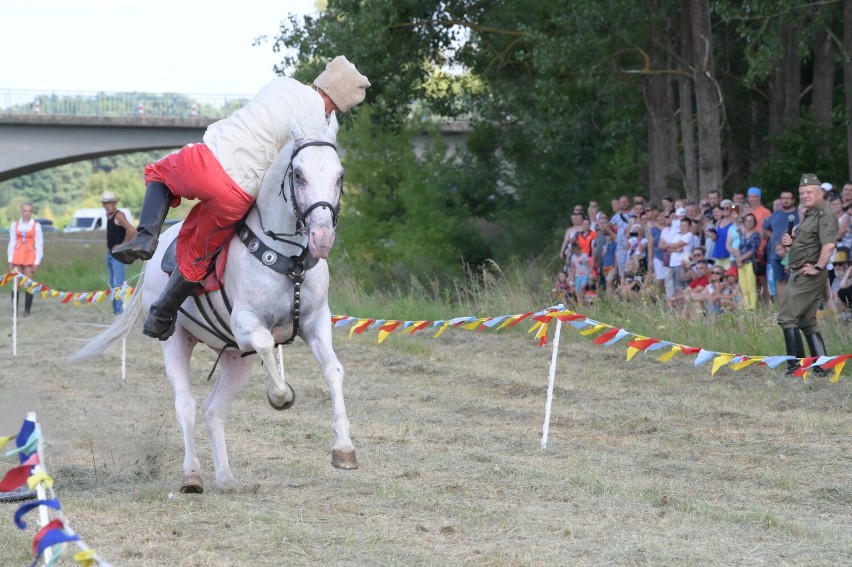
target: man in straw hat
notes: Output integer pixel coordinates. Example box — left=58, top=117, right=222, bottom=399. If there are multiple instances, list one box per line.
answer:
left=777, top=173, right=838, bottom=376
left=111, top=56, right=370, bottom=339
left=101, top=191, right=137, bottom=315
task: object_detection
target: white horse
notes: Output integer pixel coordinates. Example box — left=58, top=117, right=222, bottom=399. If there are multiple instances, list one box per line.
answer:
left=74, top=114, right=357, bottom=493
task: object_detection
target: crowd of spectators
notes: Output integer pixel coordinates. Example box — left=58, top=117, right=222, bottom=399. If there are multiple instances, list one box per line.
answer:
left=553, top=181, right=852, bottom=321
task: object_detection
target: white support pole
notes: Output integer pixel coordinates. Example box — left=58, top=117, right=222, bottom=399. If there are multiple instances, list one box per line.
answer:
left=541, top=319, right=563, bottom=450
left=26, top=411, right=52, bottom=564
left=12, top=273, right=19, bottom=357
left=121, top=338, right=127, bottom=382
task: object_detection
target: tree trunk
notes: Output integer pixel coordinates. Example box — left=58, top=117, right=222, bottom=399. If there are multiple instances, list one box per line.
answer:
left=782, top=23, right=801, bottom=125
left=643, top=74, right=678, bottom=201
left=845, top=0, right=852, bottom=178
left=643, top=0, right=679, bottom=202
left=679, top=0, right=698, bottom=202
left=688, top=0, right=723, bottom=198
left=812, top=27, right=836, bottom=129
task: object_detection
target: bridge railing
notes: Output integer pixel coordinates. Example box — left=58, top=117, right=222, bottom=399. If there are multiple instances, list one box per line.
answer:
left=0, top=89, right=253, bottom=119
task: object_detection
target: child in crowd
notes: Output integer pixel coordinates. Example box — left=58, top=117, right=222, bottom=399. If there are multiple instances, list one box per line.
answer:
left=552, top=271, right=575, bottom=305
left=567, top=241, right=591, bottom=295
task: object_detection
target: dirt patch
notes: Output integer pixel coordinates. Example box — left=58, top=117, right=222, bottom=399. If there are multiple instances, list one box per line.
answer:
left=1, top=301, right=851, bottom=565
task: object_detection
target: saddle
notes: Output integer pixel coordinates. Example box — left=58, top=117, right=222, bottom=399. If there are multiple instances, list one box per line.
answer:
left=160, top=238, right=229, bottom=294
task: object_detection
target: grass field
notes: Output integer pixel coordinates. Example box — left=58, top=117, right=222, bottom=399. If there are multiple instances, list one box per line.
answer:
left=1, top=282, right=851, bottom=565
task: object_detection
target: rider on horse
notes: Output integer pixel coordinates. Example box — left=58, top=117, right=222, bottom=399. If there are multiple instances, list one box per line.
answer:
left=112, top=56, right=370, bottom=340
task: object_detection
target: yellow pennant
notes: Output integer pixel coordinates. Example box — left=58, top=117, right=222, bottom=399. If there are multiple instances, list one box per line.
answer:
left=0, top=434, right=15, bottom=449
left=832, top=361, right=845, bottom=382
left=27, top=470, right=54, bottom=490
left=433, top=321, right=451, bottom=338
left=579, top=323, right=606, bottom=336
left=711, top=354, right=735, bottom=376
left=50, top=290, right=59, bottom=297
left=348, top=319, right=365, bottom=339
left=73, top=549, right=98, bottom=566
left=626, top=336, right=647, bottom=361
left=496, top=316, right=518, bottom=331
left=535, top=322, right=549, bottom=341
left=528, top=320, right=544, bottom=334
left=728, top=357, right=763, bottom=371
left=657, top=346, right=680, bottom=362
left=462, top=318, right=485, bottom=331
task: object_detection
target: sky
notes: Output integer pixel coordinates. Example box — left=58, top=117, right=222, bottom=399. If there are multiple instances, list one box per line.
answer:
left=1, top=0, right=318, bottom=96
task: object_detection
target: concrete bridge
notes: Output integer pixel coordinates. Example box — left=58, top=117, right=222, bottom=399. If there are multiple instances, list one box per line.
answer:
left=0, top=89, right=470, bottom=182
left=0, top=114, right=215, bottom=182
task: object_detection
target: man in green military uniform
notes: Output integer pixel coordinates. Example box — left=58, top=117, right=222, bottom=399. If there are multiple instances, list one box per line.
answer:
left=778, top=173, right=838, bottom=375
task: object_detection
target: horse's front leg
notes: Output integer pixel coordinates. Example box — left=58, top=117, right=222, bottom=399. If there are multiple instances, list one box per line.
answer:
left=232, top=310, right=294, bottom=410
left=302, top=314, right=358, bottom=470
left=203, top=350, right=258, bottom=493
left=160, top=328, right=205, bottom=493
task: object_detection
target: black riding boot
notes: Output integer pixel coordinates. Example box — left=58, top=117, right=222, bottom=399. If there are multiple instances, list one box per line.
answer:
left=782, top=327, right=805, bottom=376
left=112, top=181, right=171, bottom=264
left=804, top=332, right=829, bottom=376
left=143, top=270, right=198, bottom=340
left=23, top=292, right=33, bottom=316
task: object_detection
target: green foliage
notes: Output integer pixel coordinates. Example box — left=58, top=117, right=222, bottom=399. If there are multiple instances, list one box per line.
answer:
left=754, top=116, right=849, bottom=198
left=335, top=109, right=492, bottom=288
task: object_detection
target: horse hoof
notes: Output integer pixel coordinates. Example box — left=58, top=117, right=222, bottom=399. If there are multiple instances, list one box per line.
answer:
left=267, top=384, right=296, bottom=411
left=179, top=473, right=204, bottom=494
left=331, top=450, right=359, bottom=470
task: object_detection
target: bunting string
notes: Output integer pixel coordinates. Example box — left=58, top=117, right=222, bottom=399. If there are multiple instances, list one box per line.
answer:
left=1, top=414, right=113, bottom=566
left=3, top=270, right=848, bottom=380
left=0, top=271, right=134, bottom=307
left=332, top=305, right=851, bottom=381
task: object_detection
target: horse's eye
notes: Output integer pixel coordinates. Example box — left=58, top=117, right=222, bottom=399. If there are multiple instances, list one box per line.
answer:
left=293, top=170, right=305, bottom=184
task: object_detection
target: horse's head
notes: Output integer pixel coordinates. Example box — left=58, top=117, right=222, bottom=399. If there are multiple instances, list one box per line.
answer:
left=289, top=113, right=342, bottom=259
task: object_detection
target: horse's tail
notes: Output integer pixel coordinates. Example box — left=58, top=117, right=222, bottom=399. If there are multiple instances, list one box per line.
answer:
left=70, top=270, right=146, bottom=361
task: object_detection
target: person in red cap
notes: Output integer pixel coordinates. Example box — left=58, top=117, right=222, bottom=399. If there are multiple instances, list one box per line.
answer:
left=111, top=56, right=370, bottom=339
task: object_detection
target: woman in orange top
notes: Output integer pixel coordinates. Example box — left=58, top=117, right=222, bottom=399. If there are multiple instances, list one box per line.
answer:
left=6, top=202, right=43, bottom=316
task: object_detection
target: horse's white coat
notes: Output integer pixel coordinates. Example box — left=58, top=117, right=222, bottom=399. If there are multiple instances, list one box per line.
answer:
left=74, top=114, right=354, bottom=491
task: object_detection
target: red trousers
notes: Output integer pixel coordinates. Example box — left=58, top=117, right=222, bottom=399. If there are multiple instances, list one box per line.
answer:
left=144, top=144, right=254, bottom=281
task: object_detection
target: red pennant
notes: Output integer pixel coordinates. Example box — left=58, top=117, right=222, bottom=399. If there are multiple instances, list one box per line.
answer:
left=680, top=346, right=701, bottom=354
left=379, top=321, right=403, bottom=333
left=353, top=319, right=375, bottom=335
left=627, top=338, right=660, bottom=351
left=507, top=312, right=534, bottom=328
left=32, top=519, right=64, bottom=556
left=407, top=321, right=430, bottom=335
left=0, top=464, right=32, bottom=492
left=820, top=354, right=852, bottom=369
left=593, top=328, right=620, bottom=344
left=555, top=313, right=586, bottom=322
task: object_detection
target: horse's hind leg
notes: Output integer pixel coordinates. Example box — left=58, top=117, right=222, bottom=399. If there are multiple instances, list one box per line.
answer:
left=161, top=328, right=204, bottom=493
left=302, top=316, right=357, bottom=470
left=203, top=351, right=258, bottom=493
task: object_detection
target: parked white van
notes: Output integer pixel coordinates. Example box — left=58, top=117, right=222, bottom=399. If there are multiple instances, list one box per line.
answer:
left=64, top=208, right=135, bottom=232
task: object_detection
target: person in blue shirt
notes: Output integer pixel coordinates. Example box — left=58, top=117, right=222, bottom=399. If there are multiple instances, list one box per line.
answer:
left=762, top=190, right=799, bottom=301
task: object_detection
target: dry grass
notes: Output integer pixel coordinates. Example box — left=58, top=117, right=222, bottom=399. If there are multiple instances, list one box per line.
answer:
left=1, top=300, right=851, bottom=566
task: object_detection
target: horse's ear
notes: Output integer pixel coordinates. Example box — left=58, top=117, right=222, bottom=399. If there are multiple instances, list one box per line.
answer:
left=325, top=112, right=339, bottom=140
left=290, top=118, right=306, bottom=141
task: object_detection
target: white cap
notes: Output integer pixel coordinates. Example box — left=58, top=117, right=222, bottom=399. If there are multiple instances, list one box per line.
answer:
left=674, top=207, right=686, bottom=216
left=821, top=182, right=833, bottom=191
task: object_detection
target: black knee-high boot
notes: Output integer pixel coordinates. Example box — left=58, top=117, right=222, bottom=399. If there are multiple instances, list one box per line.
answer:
left=782, top=327, right=805, bottom=376
left=112, top=181, right=172, bottom=264
left=804, top=332, right=828, bottom=376
left=143, top=270, right=199, bottom=340
left=23, top=292, right=33, bottom=316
